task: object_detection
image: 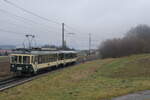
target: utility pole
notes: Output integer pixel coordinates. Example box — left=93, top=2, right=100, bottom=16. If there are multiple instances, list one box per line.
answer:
left=89, top=33, right=91, bottom=55
left=62, top=23, right=65, bottom=50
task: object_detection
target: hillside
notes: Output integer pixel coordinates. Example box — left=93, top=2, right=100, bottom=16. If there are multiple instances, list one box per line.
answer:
left=1, top=54, right=150, bottom=100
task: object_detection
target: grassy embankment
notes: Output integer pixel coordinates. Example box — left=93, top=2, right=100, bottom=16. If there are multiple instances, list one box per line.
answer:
left=1, top=54, right=150, bottom=100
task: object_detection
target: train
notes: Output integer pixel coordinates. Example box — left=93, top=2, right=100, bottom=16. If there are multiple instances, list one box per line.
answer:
left=9, top=48, right=78, bottom=75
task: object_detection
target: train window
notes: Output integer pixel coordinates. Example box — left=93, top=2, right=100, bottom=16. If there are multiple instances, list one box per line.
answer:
left=38, top=56, right=42, bottom=64
left=43, top=55, right=47, bottom=63
left=70, top=53, right=73, bottom=58
left=44, top=55, right=46, bottom=63
left=47, top=55, right=50, bottom=62
left=42, top=55, right=45, bottom=63
left=45, top=55, right=47, bottom=63
left=44, top=56, right=46, bottom=63
left=19, top=56, right=22, bottom=64
left=31, top=56, right=34, bottom=64
left=71, top=53, right=73, bottom=58
left=50, top=54, right=54, bottom=62
left=11, top=56, right=17, bottom=63
left=59, top=53, right=64, bottom=60
left=64, top=54, right=67, bottom=59
left=65, top=54, right=68, bottom=59
left=47, top=55, right=49, bottom=62
left=66, top=53, right=72, bottom=59
left=35, top=56, right=38, bottom=64
left=48, top=54, right=57, bottom=62
left=45, top=55, right=49, bottom=63
left=69, top=54, right=72, bottom=58
left=53, top=54, right=57, bottom=61
left=58, top=54, right=60, bottom=60
left=71, top=54, right=73, bottom=58
left=66, top=54, right=69, bottom=59
left=23, top=56, right=30, bottom=64
left=49, top=55, right=51, bottom=62
left=73, top=53, right=77, bottom=58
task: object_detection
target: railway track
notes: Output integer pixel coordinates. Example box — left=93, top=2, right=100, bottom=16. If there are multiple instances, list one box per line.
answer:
left=0, top=77, right=29, bottom=91
left=0, top=64, right=74, bottom=91
left=0, top=58, right=97, bottom=92
left=0, top=70, right=53, bottom=92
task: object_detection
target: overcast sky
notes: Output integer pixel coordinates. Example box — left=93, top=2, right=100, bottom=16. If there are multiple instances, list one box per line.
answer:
left=0, top=0, right=150, bottom=49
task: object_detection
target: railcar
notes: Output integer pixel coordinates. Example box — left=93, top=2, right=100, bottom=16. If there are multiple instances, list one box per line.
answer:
left=9, top=49, right=77, bottom=75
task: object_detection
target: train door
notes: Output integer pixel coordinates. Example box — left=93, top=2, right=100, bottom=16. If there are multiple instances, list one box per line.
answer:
left=32, top=55, right=38, bottom=74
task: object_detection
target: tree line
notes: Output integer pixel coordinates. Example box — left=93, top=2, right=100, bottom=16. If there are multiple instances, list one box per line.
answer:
left=99, top=25, right=150, bottom=58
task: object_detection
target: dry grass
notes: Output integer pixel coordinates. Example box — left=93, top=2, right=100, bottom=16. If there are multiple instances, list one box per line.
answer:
left=0, top=56, right=12, bottom=79
left=1, top=54, right=150, bottom=100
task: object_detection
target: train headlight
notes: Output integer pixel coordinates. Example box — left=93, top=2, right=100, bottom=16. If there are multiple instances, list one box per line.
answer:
left=25, top=66, right=28, bottom=69
left=11, top=65, right=14, bottom=68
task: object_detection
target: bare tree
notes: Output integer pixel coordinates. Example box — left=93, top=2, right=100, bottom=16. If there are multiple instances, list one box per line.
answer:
left=99, top=24, right=150, bottom=58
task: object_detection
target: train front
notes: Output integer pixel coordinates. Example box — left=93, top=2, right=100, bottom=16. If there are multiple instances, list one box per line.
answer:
left=9, top=54, right=35, bottom=75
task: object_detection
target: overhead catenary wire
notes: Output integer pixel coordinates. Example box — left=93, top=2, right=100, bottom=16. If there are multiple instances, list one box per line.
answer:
left=0, top=8, right=60, bottom=34
left=65, top=24, right=81, bottom=34
left=2, top=0, right=99, bottom=49
left=65, top=24, right=100, bottom=41
left=0, top=8, right=37, bottom=24
left=4, top=0, right=60, bottom=25
left=65, top=24, right=99, bottom=49
left=0, top=10, right=60, bottom=48
left=0, top=28, right=24, bottom=35
left=65, top=24, right=91, bottom=38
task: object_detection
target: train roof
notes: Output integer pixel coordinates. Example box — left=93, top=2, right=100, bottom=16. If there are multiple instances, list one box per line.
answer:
left=11, top=50, right=77, bottom=55
left=33, top=50, right=77, bottom=55
left=59, top=51, right=77, bottom=53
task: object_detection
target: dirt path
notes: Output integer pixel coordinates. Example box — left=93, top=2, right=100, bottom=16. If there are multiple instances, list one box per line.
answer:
left=112, top=90, right=150, bottom=100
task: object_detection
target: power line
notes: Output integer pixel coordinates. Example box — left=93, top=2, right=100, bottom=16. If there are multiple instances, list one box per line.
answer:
left=65, top=24, right=88, bottom=35
left=4, top=0, right=60, bottom=25
left=0, top=9, right=60, bottom=33
left=0, top=8, right=37, bottom=24
left=65, top=24, right=91, bottom=39
left=3, top=0, right=98, bottom=49
left=65, top=24, right=99, bottom=50
left=0, top=8, right=60, bottom=34
left=0, top=28, right=24, bottom=35
left=65, top=24, right=80, bottom=34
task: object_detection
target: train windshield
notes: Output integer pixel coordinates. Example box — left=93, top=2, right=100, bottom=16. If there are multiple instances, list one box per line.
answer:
left=23, top=56, right=30, bottom=64
left=11, top=55, right=30, bottom=64
left=11, top=56, right=18, bottom=63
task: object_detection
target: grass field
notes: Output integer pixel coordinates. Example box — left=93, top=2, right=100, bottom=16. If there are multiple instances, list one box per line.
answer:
left=1, top=54, right=150, bottom=100
left=0, top=56, right=9, bottom=62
